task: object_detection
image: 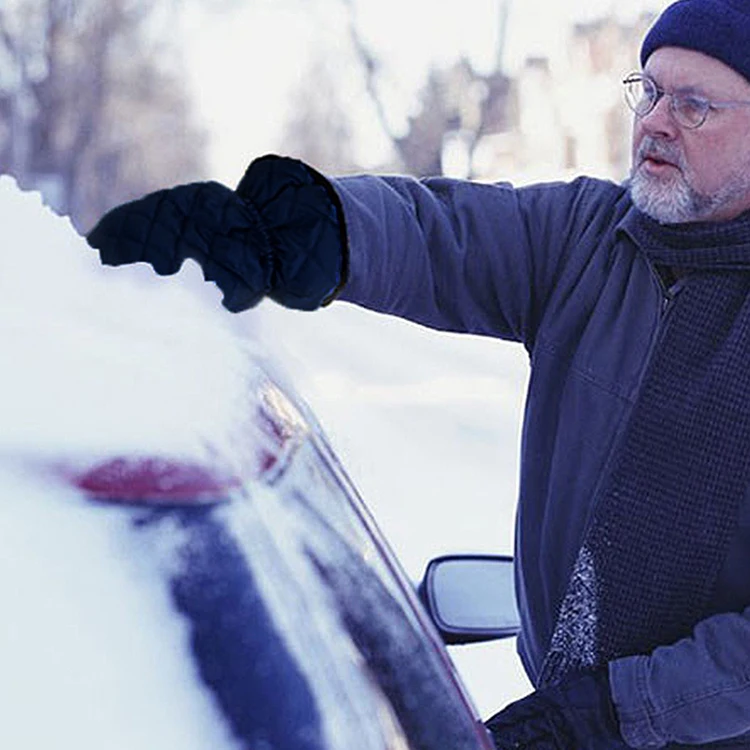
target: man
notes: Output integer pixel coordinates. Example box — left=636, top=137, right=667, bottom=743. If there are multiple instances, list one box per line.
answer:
left=87, top=0, right=750, bottom=747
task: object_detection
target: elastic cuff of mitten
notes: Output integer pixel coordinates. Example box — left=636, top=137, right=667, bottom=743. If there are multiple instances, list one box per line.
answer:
left=235, top=154, right=349, bottom=310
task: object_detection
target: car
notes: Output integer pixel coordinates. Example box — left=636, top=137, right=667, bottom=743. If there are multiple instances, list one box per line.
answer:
left=1, top=175, right=523, bottom=749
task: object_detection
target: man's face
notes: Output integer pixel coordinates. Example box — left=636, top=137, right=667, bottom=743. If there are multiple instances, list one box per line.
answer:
left=629, top=46, right=750, bottom=224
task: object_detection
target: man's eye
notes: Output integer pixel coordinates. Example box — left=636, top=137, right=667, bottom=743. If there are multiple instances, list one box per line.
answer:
left=676, top=95, right=708, bottom=118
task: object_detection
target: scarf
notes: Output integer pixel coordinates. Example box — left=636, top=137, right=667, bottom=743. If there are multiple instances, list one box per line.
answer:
left=540, top=207, right=750, bottom=687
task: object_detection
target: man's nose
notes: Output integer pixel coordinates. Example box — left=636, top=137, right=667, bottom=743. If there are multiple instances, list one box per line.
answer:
left=639, top=94, right=678, bottom=138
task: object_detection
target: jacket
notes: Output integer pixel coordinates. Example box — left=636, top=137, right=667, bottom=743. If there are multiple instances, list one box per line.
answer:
left=328, top=173, right=750, bottom=749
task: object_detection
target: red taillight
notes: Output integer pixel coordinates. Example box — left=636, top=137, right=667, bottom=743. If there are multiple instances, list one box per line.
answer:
left=72, top=457, right=241, bottom=505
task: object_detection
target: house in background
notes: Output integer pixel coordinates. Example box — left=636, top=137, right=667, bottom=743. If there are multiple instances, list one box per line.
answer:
left=432, top=12, right=656, bottom=184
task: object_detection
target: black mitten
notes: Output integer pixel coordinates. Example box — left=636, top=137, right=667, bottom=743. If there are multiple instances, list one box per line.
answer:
left=486, top=668, right=629, bottom=750
left=235, top=155, right=347, bottom=310
left=87, top=156, right=346, bottom=313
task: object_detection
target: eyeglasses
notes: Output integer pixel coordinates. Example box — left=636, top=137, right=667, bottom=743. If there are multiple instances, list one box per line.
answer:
left=622, top=72, right=750, bottom=129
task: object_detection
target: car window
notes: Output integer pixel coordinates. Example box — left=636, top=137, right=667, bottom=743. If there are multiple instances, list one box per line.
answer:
left=234, top=386, right=494, bottom=750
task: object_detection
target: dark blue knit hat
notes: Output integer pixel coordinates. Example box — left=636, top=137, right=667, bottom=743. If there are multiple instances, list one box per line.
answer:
left=641, top=0, right=750, bottom=82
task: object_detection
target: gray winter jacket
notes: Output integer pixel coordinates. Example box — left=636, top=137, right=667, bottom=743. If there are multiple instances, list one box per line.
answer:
left=329, top=173, right=750, bottom=749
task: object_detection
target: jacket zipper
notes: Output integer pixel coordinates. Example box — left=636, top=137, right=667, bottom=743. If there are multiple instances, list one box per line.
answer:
left=639, top=262, right=687, bottom=387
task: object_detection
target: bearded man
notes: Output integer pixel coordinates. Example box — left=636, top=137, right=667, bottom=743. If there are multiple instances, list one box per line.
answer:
left=88, top=0, right=750, bottom=747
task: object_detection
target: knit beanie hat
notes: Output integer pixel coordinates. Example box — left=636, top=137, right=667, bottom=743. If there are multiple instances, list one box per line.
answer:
left=640, top=0, right=750, bottom=82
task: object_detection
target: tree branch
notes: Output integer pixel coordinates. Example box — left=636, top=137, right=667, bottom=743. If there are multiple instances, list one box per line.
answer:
left=338, top=0, right=405, bottom=166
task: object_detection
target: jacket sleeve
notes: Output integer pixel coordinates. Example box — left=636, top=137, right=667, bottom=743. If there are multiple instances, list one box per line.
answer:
left=329, top=173, right=612, bottom=347
left=610, top=608, right=750, bottom=748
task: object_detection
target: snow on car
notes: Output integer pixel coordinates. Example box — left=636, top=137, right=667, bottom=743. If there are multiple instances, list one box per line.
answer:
left=0, top=176, right=494, bottom=749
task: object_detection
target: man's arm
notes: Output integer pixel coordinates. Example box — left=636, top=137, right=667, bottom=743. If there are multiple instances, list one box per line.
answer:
left=486, top=609, right=750, bottom=750
left=329, top=173, right=611, bottom=347
left=610, top=607, right=750, bottom=747
left=87, top=154, right=620, bottom=351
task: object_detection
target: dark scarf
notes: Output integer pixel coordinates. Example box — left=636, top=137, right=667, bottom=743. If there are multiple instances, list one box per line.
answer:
left=540, top=207, right=750, bottom=687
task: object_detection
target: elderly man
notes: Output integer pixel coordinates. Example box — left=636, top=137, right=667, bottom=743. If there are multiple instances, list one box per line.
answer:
left=88, top=0, right=750, bottom=747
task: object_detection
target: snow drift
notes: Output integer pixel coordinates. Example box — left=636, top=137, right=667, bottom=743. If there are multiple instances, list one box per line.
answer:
left=0, top=177, right=262, bottom=748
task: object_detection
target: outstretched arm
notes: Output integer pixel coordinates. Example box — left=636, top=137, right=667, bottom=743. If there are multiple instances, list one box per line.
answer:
left=89, top=154, right=615, bottom=350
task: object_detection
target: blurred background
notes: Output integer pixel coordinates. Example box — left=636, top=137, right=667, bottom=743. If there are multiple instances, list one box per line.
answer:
left=1, top=0, right=669, bottom=718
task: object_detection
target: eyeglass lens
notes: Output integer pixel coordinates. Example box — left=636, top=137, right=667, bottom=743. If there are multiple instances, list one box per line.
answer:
left=623, top=76, right=707, bottom=128
left=624, top=77, right=654, bottom=115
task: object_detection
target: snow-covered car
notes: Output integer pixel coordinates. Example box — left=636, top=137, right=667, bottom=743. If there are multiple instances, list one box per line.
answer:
left=0, top=176, right=512, bottom=749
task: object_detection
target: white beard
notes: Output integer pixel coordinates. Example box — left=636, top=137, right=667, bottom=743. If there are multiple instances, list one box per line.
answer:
left=628, top=166, right=706, bottom=224
left=629, top=136, right=750, bottom=224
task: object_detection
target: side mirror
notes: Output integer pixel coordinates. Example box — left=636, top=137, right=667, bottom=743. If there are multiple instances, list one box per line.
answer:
left=419, top=554, right=520, bottom=645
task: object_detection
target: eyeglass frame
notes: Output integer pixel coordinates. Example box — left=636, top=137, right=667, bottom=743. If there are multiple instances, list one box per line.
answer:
left=622, top=72, right=750, bottom=129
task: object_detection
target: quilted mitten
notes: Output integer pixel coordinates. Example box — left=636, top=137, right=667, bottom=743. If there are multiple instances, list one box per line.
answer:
left=87, top=155, right=347, bottom=313
left=486, top=668, right=629, bottom=750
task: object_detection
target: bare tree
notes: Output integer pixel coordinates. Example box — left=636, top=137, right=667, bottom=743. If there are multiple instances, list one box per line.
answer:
left=397, top=59, right=514, bottom=178
left=281, top=56, right=359, bottom=174
left=335, top=0, right=514, bottom=177
left=0, top=0, right=206, bottom=231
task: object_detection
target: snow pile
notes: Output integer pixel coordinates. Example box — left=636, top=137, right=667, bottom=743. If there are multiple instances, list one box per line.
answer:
left=0, top=466, right=242, bottom=749
left=0, top=178, right=258, bottom=747
left=0, top=175, right=256, bottom=464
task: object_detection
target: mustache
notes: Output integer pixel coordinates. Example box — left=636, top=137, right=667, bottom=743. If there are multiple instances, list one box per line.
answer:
left=635, top=137, right=684, bottom=169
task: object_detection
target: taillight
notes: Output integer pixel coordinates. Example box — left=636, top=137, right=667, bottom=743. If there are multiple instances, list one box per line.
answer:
left=72, top=457, right=241, bottom=506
